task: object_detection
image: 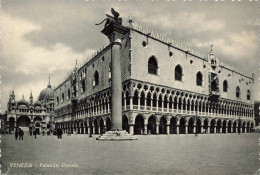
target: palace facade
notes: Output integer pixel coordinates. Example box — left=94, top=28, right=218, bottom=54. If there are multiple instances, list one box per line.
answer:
left=54, top=16, right=255, bottom=135
left=6, top=81, right=55, bottom=134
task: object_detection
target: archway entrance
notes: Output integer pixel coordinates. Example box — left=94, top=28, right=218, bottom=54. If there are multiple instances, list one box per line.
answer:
left=17, top=116, right=31, bottom=133
left=159, top=116, right=167, bottom=134
left=216, top=120, right=222, bottom=133
left=106, top=118, right=112, bottom=131
left=148, top=115, right=156, bottom=134
left=242, top=122, right=246, bottom=133
left=94, top=119, right=99, bottom=134
left=210, top=119, right=216, bottom=133
left=238, top=121, right=241, bottom=133
left=204, top=119, right=209, bottom=133
left=222, top=120, right=227, bottom=133
left=228, top=121, right=232, bottom=133
left=89, top=121, right=93, bottom=134
left=122, top=115, right=129, bottom=133
left=170, top=117, right=177, bottom=134
left=17, top=116, right=31, bottom=127
left=250, top=123, right=254, bottom=133
left=134, top=115, right=144, bottom=135
left=180, top=118, right=186, bottom=134
left=233, top=121, right=237, bottom=133
left=188, top=118, right=194, bottom=134
left=99, top=119, right=104, bottom=134
left=196, top=119, right=201, bottom=134
left=246, top=122, right=250, bottom=133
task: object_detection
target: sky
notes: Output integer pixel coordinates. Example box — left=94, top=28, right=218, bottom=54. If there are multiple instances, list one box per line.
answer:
left=1, top=0, right=259, bottom=112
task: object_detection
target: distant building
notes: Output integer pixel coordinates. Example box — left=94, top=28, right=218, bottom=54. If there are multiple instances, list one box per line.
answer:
left=254, top=101, right=260, bottom=126
left=0, top=113, right=7, bottom=133
left=6, top=80, right=55, bottom=134
left=54, top=13, right=255, bottom=135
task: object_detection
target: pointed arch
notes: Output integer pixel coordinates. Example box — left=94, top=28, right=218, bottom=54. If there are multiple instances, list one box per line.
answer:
left=196, top=72, right=203, bottom=86
left=148, top=56, right=158, bottom=75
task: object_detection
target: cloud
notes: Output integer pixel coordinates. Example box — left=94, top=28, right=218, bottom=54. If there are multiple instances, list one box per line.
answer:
left=1, top=13, right=95, bottom=111
left=1, top=1, right=259, bottom=112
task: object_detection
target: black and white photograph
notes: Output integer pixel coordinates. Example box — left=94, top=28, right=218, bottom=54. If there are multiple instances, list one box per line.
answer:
left=0, top=0, right=260, bottom=174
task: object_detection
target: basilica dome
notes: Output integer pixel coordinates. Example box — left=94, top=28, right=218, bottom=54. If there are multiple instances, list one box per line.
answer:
left=38, top=82, right=54, bottom=102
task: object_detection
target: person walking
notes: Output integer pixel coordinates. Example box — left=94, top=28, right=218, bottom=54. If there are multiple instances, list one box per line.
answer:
left=15, top=128, right=19, bottom=140
left=19, top=129, right=24, bottom=140
left=42, top=130, right=45, bottom=136
left=33, top=130, right=37, bottom=139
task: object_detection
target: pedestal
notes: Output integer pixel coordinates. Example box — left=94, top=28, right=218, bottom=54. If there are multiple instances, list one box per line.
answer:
left=97, top=130, right=137, bottom=141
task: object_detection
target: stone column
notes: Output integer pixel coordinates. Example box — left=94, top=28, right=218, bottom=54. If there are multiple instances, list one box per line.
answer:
left=102, top=23, right=129, bottom=131
left=156, top=99, right=159, bottom=112
left=151, top=98, right=153, bottom=111
left=88, top=127, right=90, bottom=134
left=214, top=125, right=216, bottom=133
left=138, top=94, right=140, bottom=110
left=144, top=97, right=147, bottom=111
left=124, top=97, right=126, bottom=110
left=156, top=124, right=159, bottom=134
left=176, top=125, right=179, bottom=134
left=93, top=124, right=95, bottom=134
left=144, top=125, right=147, bottom=135
left=193, top=125, right=196, bottom=134
left=130, top=96, right=133, bottom=110
left=167, top=100, right=170, bottom=112
left=129, top=125, right=134, bottom=135
left=185, top=125, right=188, bottom=134
left=167, top=125, right=170, bottom=135
left=201, top=125, right=204, bottom=134
left=98, top=126, right=100, bottom=134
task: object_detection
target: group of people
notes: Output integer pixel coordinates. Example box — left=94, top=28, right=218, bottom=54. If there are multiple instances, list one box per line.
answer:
left=15, top=128, right=24, bottom=140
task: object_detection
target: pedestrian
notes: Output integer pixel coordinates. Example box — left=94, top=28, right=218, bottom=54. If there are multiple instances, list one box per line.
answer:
left=15, top=128, right=19, bottom=140
left=33, top=130, right=37, bottom=139
left=42, top=130, right=45, bottom=136
left=30, top=130, right=32, bottom=136
left=19, top=129, right=24, bottom=140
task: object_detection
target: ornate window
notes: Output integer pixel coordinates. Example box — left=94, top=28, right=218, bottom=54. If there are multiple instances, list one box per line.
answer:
left=236, top=86, right=240, bottom=98
left=247, top=90, right=251, bottom=100
left=62, top=93, right=64, bottom=103
left=93, top=71, right=99, bottom=86
left=67, top=89, right=70, bottom=100
left=148, top=56, right=158, bottom=75
left=196, top=72, right=203, bottom=86
left=81, top=80, right=86, bottom=93
left=57, top=96, right=59, bottom=105
left=211, top=80, right=218, bottom=91
left=175, top=65, right=183, bottom=81
left=223, top=80, right=228, bottom=92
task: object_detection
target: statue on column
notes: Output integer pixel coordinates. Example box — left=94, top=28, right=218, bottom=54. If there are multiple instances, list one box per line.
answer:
left=96, top=8, right=122, bottom=28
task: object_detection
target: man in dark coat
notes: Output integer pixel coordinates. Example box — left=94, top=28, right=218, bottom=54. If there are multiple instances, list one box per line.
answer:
left=15, top=128, right=19, bottom=140
left=33, top=130, right=37, bottom=139
left=57, top=128, right=63, bottom=139
left=19, top=129, right=24, bottom=140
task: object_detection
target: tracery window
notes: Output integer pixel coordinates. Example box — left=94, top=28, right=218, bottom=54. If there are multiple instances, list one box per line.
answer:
left=148, top=56, right=158, bottom=75
left=175, top=65, right=183, bottom=81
